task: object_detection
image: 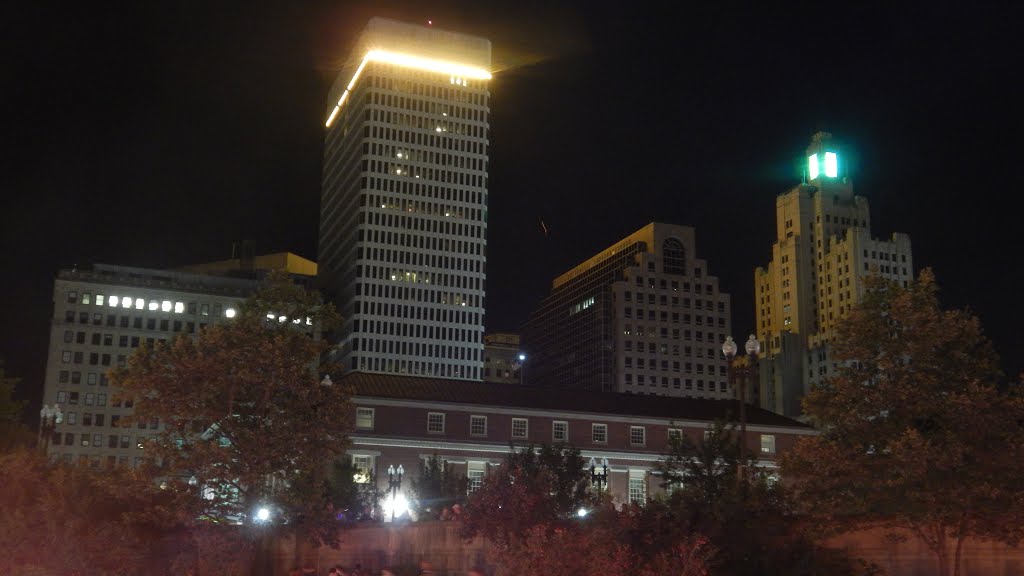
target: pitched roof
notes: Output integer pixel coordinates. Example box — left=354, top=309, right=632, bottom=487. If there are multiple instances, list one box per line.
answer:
left=340, top=373, right=810, bottom=429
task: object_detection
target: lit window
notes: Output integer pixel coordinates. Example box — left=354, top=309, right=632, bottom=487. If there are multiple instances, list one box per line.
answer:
left=122, top=297, right=132, bottom=309
left=225, top=308, right=236, bottom=318
left=511, top=418, right=528, bottom=439
left=470, top=415, right=487, bottom=436
left=552, top=421, right=568, bottom=443
left=824, top=152, right=838, bottom=177
left=148, top=301, right=158, bottom=311
left=761, top=434, right=776, bottom=454
left=96, top=295, right=105, bottom=306
left=352, top=454, right=372, bottom=483
left=174, top=302, right=184, bottom=314
left=109, top=296, right=119, bottom=307
left=81, top=293, right=91, bottom=305
left=808, top=153, right=819, bottom=180
left=592, top=423, right=608, bottom=444
left=355, top=407, right=374, bottom=429
left=427, top=412, right=445, bottom=434
left=630, top=426, right=646, bottom=446
left=135, top=298, right=144, bottom=309
left=161, top=301, right=172, bottom=312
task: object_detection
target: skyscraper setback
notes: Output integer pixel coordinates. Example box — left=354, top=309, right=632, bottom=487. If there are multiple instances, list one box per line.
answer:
left=319, top=18, right=491, bottom=380
left=754, top=132, right=913, bottom=417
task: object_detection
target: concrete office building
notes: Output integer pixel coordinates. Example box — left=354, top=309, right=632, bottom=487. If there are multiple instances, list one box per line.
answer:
left=482, top=332, right=523, bottom=384
left=319, top=18, right=491, bottom=381
left=754, top=132, right=913, bottom=417
left=524, top=223, right=733, bottom=399
left=39, top=254, right=315, bottom=467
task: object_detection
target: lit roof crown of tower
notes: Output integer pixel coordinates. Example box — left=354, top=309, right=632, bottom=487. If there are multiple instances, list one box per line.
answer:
left=806, top=131, right=841, bottom=182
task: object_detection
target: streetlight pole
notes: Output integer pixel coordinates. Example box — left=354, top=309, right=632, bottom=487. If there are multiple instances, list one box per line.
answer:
left=589, top=457, right=609, bottom=492
left=517, top=353, right=526, bottom=385
left=722, top=335, right=761, bottom=480
left=387, top=464, right=404, bottom=522
left=39, top=404, right=63, bottom=456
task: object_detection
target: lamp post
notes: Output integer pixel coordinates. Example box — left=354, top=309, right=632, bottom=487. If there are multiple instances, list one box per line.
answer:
left=722, top=335, right=760, bottom=476
left=387, top=464, right=404, bottom=522
left=39, top=403, right=63, bottom=455
left=589, top=456, right=609, bottom=491
left=517, top=353, right=526, bottom=385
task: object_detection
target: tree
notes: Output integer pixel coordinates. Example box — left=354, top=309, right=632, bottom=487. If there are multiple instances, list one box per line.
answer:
left=326, top=459, right=381, bottom=522
left=0, top=359, right=33, bottom=453
left=110, top=271, right=354, bottom=546
left=653, top=421, right=877, bottom=576
left=461, top=443, right=597, bottom=548
left=782, top=269, right=1024, bottom=576
left=409, top=453, right=467, bottom=520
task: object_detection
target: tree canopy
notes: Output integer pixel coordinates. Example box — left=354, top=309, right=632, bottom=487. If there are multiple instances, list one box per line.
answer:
left=110, top=271, right=354, bottom=545
left=782, top=269, right=1024, bottom=576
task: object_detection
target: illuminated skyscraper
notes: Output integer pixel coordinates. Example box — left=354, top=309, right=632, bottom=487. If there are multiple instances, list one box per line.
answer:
left=319, top=18, right=491, bottom=380
left=524, top=223, right=733, bottom=398
left=754, top=132, right=913, bottom=417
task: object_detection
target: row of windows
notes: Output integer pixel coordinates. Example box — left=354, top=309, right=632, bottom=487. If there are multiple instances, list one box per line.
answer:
left=63, top=310, right=213, bottom=332
left=623, top=374, right=728, bottom=392
left=66, top=292, right=235, bottom=317
left=51, top=432, right=148, bottom=450
left=623, top=358, right=726, bottom=376
left=50, top=453, right=145, bottom=469
left=623, top=325, right=723, bottom=343
left=369, top=66, right=488, bottom=103
left=623, top=309, right=726, bottom=327
left=54, top=391, right=109, bottom=407
left=355, top=408, right=777, bottom=452
left=364, top=177, right=487, bottom=223
left=57, top=370, right=108, bottom=386
left=356, top=279, right=481, bottom=307
left=351, top=356, right=479, bottom=380
left=352, top=338, right=480, bottom=361
left=625, top=293, right=726, bottom=312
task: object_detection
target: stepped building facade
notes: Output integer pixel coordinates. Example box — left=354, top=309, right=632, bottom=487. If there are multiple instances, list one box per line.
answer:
left=754, top=132, right=913, bottom=417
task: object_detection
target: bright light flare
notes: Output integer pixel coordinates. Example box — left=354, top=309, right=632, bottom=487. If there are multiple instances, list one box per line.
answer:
left=824, top=152, right=838, bottom=177
left=325, top=50, right=490, bottom=127
left=808, top=153, right=819, bottom=180
left=577, top=508, right=588, bottom=518
left=383, top=493, right=409, bottom=520
left=256, top=507, right=271, bottom=522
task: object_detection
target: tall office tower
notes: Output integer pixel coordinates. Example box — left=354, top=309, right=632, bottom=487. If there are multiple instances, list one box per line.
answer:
left=524, top=223, right=733, bottom=398
left=39, top=254, right=316, bottom=467
left=320, top=18, right=491, bottom=381
left=754, top=132, right=913, bottom=417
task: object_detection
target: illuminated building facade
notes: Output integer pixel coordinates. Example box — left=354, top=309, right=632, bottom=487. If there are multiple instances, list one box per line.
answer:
left=319, top=18, right=491, bottom=381
left=39, top=254, right=316, bottom=467
left=524, top=223, right=733, bottom=399
left=754, top=132, right=913, bottom=417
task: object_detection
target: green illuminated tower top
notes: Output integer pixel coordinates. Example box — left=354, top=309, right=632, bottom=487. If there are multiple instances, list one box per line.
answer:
left=805, top=131, right=851, bottom=196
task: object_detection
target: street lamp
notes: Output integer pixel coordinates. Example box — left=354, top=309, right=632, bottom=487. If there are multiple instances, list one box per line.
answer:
left=589, top=456, right=609, bottom=491
left=722, top=335, right=761, bottom=476
left=387, top=464, right=404, bottom=522
left=39, top=403, right=63, bottom=455
left=517, top=353, right=526, bottom=385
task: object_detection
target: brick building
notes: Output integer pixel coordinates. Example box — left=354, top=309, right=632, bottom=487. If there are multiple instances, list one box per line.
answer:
left=342, top=373, right=813, bottom=512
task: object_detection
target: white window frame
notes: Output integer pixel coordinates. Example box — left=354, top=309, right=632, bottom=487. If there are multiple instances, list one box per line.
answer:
left=628, top=472, right=647, bottom=505
left=760, top=434, right=776, bottom=454
left=552, top=420, right=568, bottom=443
left=667, top=428, right=682, bottom=441
left=630, top=426, right=646, bottom=447
left=351, top=454, right=373, bottom=483
left=467, top=461, right=486, bottom=493
left=511, top=417, right=528, bottom=439
left=355, top=407, right=375, bottom=429
left=470, top=415, right=487, bottom=437
left=427, top=412, right=446, bottom=434
left=592, top=423, right=608, bottom=444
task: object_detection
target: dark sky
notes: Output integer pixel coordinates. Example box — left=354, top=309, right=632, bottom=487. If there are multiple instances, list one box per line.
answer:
left=4, top=1, right=1023, bottom=410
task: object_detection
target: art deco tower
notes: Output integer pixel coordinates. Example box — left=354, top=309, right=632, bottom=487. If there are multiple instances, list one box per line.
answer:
left=319, top=18, right=491, bottom=380
left=754, top=132, right=913, bottom=416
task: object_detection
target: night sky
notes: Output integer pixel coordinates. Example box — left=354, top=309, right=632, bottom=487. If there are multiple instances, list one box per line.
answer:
left=4, top=1, right=1022, bottom=413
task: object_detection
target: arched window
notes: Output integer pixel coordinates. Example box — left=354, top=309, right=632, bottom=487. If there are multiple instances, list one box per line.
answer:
left=663, top=238, right=686, bottom=275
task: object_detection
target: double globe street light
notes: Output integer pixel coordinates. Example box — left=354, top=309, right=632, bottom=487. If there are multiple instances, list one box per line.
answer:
left=39, top=403, right=63, bottom=454
left=721, top=335, right=761, bottom=469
